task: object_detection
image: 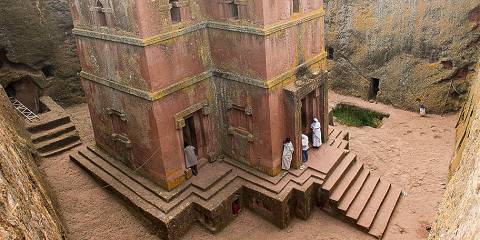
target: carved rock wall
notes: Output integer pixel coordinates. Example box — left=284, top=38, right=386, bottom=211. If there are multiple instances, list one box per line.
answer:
left=325, top=0, right=480, bottom=113
left=429, top=63, right=480, bottom=239
left=0, top=88, right=65, bottom=239
left=0, top=0, right=83, bottom=105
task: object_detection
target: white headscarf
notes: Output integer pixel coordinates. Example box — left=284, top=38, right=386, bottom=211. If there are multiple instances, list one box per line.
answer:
left=311, top=118, right=321, bottom=129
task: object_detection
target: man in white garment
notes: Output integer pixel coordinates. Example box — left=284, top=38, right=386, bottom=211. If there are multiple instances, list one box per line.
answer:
left=281, top=138, right=294, bottom=171
left=184, top=143, right=198, bottom=176
left=311, top=118, right=322, bottom=148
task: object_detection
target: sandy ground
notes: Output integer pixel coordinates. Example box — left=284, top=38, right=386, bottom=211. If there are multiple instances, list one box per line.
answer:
left=40, top=92, right=457, bottom=240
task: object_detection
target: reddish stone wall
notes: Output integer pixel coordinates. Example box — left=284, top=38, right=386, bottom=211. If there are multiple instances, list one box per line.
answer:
left=71, top=0, right=328, bottom=189
left=70, top=0, right=141, bottom=36
left=146, top=29, right=211, bottom=91
left=76, top=39, right=150, bottom=90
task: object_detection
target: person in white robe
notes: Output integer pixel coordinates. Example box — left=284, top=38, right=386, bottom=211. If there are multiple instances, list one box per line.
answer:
left=311, top=118, right=322, bottom=148
left=281, top=138, right=294, bottom=170
left=184, top=143, right=198, bottom=175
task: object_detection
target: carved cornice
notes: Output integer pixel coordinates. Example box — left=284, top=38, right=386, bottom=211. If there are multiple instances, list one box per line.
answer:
left=174, top=101, right=209, bottom=129
left=80, top=70, right=212, bottom=101
left=80, top=52, right=327, bottom=101
left=72, top=8, right=325, bottom=47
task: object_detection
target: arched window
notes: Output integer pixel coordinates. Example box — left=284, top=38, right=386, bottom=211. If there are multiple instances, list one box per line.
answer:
left=96, top=0, right=108, bottom=27
left=170, top=0, right=182, bottom=23
left=229, top=2, right=239, bottom=19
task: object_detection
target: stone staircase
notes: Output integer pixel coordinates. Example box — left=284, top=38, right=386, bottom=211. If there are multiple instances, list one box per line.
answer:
left=327, top=127, right=350, bottom=150
left=26, top=97, right=81, bottom=157
left=320, top=141, right=402, bottom=239
left=69, top=127, right=401, bottom=239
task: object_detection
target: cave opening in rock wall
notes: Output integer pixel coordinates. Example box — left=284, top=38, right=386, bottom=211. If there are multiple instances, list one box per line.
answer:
left=327, top=47, right=334, bottom=60
left=5, top=78, right=43, bottom=114
left=41, top=65, right=55, bottom=78
left=368, top=78, right=380, bottom=100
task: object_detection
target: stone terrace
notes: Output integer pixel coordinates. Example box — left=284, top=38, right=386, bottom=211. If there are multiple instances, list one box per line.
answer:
left=70, top=128, right=402, bottom=239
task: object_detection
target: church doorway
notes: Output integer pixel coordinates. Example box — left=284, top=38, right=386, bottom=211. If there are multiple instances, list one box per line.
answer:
left=182, top=111, right=207, bottom=159
left=300, top=91, right=318, bottom=136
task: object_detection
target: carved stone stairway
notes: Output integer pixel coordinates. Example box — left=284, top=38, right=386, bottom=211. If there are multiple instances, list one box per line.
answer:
left=322, top=126, right=402, bottom=239
left=70, top=127, right=402, bottom=239
left=27, top=96, right=81, bottom=157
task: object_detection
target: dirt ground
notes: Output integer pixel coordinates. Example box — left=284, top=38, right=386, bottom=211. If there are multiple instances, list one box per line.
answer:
left=40, top=92, right=457, bottom=240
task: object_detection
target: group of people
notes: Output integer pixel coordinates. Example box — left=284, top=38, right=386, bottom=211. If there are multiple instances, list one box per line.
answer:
left=184, top=118, right=323, bottom=176
left=282, top=118, right=322, bottom=171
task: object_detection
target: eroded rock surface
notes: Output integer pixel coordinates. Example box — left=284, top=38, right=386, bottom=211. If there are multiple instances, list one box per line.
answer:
left=429, top=63, right=480, bottom=240
left=0, top=0, right=83, bottom=105
left=0, top=89, right=65, bottom=239
left=325, top=0, right=480, bottom=113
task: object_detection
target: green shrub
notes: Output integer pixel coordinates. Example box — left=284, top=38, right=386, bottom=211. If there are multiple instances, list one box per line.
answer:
left=332, top=104, right=386, bottom=128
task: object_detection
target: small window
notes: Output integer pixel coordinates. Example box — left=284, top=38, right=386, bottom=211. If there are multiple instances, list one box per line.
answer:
left=170, top=0, right=182, bottom=23
left=96, top=0, right=108, bottom=27
left=293, top=0, right=300, bottom=13
left=230, top=2, right=239, bottom=19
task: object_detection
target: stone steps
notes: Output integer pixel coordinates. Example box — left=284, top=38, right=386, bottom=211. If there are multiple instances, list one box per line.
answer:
left=322, top=153, right=356, bottom=192
left=40, top=140, right=82, bottom=158
left=27, top=115, right=71, bottom=133
left=368, top=186, right=402, bottom=238
left=329, top=162, right=363, bottom=203
left=69, top=127, right=402, bottom=239
left=346, top=174, right=380, bottom=221
left=31, top=122, right=76, bottom=143
left=321, top=150, right=403, bottom=239
left=26, top=103, right=81, bottom=157
left=357, top=181, right=390, bottom=230
left=70, top=144, right=343, bottom=238
left=337, top=168, right=370, bottom=212
left=35, top=131, right=80, bottom=153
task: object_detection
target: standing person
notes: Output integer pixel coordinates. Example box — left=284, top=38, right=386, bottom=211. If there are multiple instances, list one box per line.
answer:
left=301, top=134, right=309, bottom=170
left=184, top=143, right=198, bottom=176
left=301, top=133, right=309, bottom=161
left=281, top=138, right=294, bottom=171
left=419, top=104, right=426, bottom=117
left=311, top=118, right=322, bottom=148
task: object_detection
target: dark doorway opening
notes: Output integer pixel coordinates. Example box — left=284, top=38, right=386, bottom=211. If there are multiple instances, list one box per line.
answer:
left=368, top=78, right=380, bottom=100
left=327, top=47, right=334, bottom=60
left=41, top=65, right=55, bottom=78
left=232, top=198, right=241, bottom=216
left=293, top=0, right=300, bottom=13
left=301, top=98, right=307, bottom=131
left=183, top=115, right=197, bottom=148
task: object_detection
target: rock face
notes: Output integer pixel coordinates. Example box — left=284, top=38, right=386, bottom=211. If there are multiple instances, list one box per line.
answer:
left=0, top=0, right=83, bottom=106
left=429, top=63, right=480, bottom=240
left=325, top=0, right=480, bottom=113
left=0, top=88, right=65, bottom=239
